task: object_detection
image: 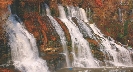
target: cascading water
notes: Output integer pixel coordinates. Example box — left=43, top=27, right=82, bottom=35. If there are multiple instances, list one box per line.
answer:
left=67, top=6, right=133, bottom=66
left=45, top=4, right=71, bottom=67
left=58, top=5, right=98, bottom=68
left=5, top=14, right=49, bottom=72
left=90, top=24, right=133, bottom=66
left=67, top=6, right=93, bottom=38
left=118, top=8, right=122, bottom=22
left=1, top=1, right=132, bottom=72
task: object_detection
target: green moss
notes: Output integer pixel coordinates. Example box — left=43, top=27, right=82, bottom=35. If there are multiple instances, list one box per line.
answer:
left=51, top=8, right=56, bottom=16
left=124, top=20, right=129, bottom=36
left=64, top=6, right=68, bottom=16
left=118, top=33, right=124, bottom=38
left=129, top=0, right=133, bottom=9
left=106, top=28, right=110, bottom=33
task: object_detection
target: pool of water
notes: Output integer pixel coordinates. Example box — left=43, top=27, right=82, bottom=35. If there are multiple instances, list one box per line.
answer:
left=56, top=67, right=133, bottom=72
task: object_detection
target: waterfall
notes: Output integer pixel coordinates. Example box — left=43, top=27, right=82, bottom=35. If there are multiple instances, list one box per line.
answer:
left=68, top=6, right=133, bottom=66
left=4, top=3, right=133, bottom=72
left=58, top=5, right=98, bottom=68
left=45, top=4, right=71, bottom=67
left=118, top=8, right=122, bottom=22
left=67, top=6, right=93, bottom=38
left=90, top=24, right=133, bottom=66
left=5, top=14, right=49, bottom=72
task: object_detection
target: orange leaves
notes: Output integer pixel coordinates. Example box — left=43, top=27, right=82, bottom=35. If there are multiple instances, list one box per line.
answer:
left=37, top=16, right=48, bottom=44
left=50, top=36, right=56, bottom=41
left=0, top=0, right=13, bottom=16
left=0, top=0, right=12, bottom=23
left=93, top=0, right=118, bottom=24
left=0, top=69, right=11, bottom=72
left=87, top=38, right=98, bottom=46
left=0, top=68, right=20, bottom=72
left=95, top=0, right=103, bottom=7
left=0, top=0, right=13, bottom=9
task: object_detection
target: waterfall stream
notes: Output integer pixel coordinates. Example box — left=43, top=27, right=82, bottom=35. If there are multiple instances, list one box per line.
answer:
left=5, top=15, right=49, bottom=72
left=45, top=4, right=71, bottom=67
left=66, top=6, right=133, bottom=66
left=58, top=5, right=98, bottom=68
left=90, top=24, right=133, bottom=66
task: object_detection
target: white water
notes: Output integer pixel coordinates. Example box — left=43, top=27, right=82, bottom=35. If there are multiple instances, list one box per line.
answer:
left=70, top=6, right=133, bottom=66
left=118, top=8, right=122, bottom=22
left=67, top=6, right=93, bottom=38
left=90, top=24, right=132, bottom=66
left=58, top=5, right=98, bottom=68
left=5, top=15, right=49, bottom=72
left=45, top=4, right=71, bottom=67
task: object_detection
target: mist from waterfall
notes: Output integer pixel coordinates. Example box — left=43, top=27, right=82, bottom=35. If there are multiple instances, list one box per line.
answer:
left=58, top=4, right=98, bottom=68
left=5, top=14, right=49, bottom=72
left=67, top=6, right=133, bottom=66
left=44, top=4, right=71, bottom=67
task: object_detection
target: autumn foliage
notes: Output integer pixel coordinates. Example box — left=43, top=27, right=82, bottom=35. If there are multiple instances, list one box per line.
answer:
left=95, top=0, right=103, bottom=7
left=0, top=0, right=12, bottom=9
left=0, top=0, right=12, bottom=16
